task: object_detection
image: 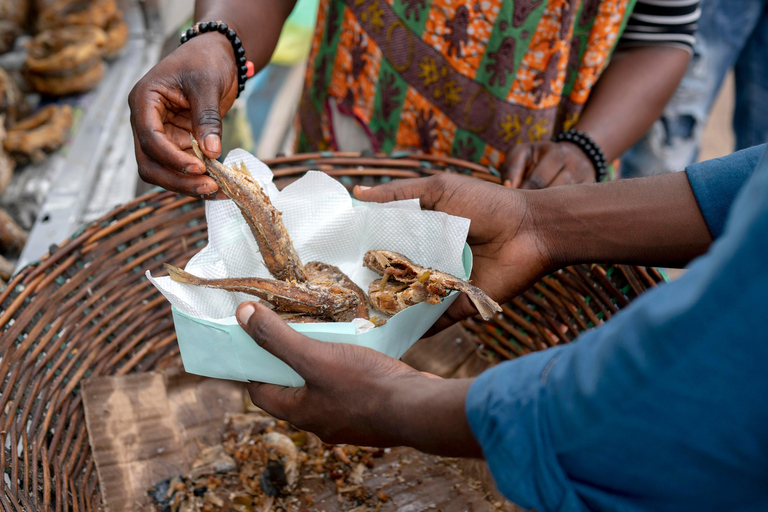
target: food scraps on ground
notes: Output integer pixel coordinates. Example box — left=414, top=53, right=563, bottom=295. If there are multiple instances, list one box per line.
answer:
left=147, top=412, right=388, bottom=512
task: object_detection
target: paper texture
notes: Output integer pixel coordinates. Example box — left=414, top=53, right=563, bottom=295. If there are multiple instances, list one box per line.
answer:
left=148, top=149, right=471, bottom=385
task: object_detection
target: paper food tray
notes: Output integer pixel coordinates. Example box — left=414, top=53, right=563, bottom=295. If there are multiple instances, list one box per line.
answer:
left=148, top=148, right=472, bottom=386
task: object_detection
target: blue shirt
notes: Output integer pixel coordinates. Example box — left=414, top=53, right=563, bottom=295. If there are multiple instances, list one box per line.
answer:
left=466, top=144, right=768, bottom=512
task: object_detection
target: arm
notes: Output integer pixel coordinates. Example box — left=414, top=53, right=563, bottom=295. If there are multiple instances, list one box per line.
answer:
left=194, top=0, right=295, bottom=75
left=355, top=145, right=763, bottom=327
left=128, top=0, right=296, bottom=196
left=531, top=168, right=712, bottom=268
left=572, top=45, right=690, bottom=163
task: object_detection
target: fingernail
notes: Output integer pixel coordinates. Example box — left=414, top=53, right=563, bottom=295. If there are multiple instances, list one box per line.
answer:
left=204, top=133, right=221, bottom=155
left=503, top=180, right=512, bottom=188
left=356, top=185, right=370, bottom=191
left=237, top=303, right=256, bottom=326
left=184, top=164, right=204, bottom=174
left=196, top=183, right=212, bottom=195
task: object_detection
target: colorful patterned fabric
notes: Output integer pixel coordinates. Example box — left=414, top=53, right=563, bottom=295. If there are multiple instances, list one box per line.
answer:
left=296, top=0, right=637, bottom=168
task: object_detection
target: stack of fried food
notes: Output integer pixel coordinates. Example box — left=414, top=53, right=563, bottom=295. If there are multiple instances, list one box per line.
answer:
left=148, top=412, right=389, bottom=512
left=0, top=0, right=29, bottom=54
left=164, top=139, right=500, bottom=324
left=25, top=0, right=128, bottom=96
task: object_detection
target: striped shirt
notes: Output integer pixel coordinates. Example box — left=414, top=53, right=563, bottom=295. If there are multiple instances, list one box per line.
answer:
left=620, top=0, right=701, bottom=53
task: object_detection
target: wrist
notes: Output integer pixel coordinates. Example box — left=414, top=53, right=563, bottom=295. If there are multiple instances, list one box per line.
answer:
left=523, top=186, right=588, bottom=271
left=389, top=376, right=482, bottom=457
left=553, top=129, right=607, bottom=182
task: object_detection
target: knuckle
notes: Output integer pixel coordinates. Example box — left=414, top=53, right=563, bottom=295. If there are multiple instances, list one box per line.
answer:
left=195, top=107, right=221, bottom=129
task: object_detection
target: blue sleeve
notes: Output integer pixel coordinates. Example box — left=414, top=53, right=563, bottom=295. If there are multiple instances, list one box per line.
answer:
left=685, top=144, right=765, bottom=238
left=467, top=148, right=768, bottom=512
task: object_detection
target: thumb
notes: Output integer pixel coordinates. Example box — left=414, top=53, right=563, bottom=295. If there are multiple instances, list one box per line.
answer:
left=236, top=302, right=322, bottom=379
left=353, top=177, right=432, bottom=204
left=189, top=88, right=224, bottom=159
left=353, top=175, right=462, bottom=211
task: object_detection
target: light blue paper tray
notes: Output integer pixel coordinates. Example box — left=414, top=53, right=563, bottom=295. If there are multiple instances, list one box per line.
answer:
left=171, top=244, right=473, bottom=386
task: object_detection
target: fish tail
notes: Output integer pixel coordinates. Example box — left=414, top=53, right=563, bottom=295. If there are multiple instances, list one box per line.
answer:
left=459, top=283, right=502, bottom=321
left=164, top=264, right=202, bottom=285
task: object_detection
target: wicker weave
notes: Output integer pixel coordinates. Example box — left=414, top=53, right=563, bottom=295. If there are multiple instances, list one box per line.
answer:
left=0, top=152, right=663, bottom=510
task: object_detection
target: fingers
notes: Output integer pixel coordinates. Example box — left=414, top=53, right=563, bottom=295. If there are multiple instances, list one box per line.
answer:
left=129, top=87, right=206, bottom=176
left=236, top=302, right=325, bottom=379
left=501, top=145, right=533, bottom=188
left=547, top=171, right=579, bottom=188
left=246, top=382, right=302, bottom=420
left=520, top=152, right=566, bottom=190
left=134, top=135, right=219, bottom=197
left=353, top=177, right=437, bottom=207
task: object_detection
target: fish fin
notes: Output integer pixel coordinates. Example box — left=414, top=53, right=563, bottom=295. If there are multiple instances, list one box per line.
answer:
left=189, top=134, right=205, bottom=161
left=462, top=284, right=502, bottom=321
left=237, top=161, right=251, bottom=177
left=164, top=263, right=200, bottom=285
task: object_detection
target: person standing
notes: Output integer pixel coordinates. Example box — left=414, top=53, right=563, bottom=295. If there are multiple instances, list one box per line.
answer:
left=129, top=0, right=700, bottom=194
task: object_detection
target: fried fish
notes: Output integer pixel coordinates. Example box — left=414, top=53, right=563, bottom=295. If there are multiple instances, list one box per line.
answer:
left=165, top=264, right=363, bottom=322
left=363, top=250, right=501, bottom=321
left=191, top=136, right=306, bottom=282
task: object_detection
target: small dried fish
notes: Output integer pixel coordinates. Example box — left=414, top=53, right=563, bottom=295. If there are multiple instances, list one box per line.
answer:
left=191, top=136, right=306, bottom=282
left=363, top=250, right=501, bottom=321
left=165, top=264, right=363, bottom=322
left=304, top=261, right=370, bottom=320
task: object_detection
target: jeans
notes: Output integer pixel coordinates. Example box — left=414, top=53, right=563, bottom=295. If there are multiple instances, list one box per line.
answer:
left=621, top=0, right=768, bottom=178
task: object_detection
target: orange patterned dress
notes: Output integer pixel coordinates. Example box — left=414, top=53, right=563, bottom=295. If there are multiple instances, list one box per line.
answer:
left=296, top=0, right=637, bottom=169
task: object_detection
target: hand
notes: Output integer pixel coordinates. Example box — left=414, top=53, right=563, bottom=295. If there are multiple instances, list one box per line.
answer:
left=239, top=302, right=481, bottom=457
left=501, top=141, right=596, bottom=189
left=129, top=34, right=238, bottom=197
left=353, top=174, right=555, bottom=333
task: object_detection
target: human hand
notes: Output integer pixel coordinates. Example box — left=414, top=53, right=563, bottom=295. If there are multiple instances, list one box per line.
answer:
left=129, top=34, right=238, bottom=197
left=353, top=174, right=555, bottom=332
left=501, top=141, right=596, bottom=189
left=239, top=302, right=481, bottom=457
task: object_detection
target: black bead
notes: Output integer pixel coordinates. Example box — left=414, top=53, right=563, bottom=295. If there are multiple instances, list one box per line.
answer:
left=208, top=21, right=218, bottom=32
left=218, top=23, right=228, bottom=33
left=199, top=22, right=209, bottom=32
left=186, top=27, right=196, bottom=38
left=238, top=56, right=247, bottom=65
left=239, top=73, right=248, bottom=83
left=238, top=83, right=245, bottom=91
left=227, top=29, right=237, bottom=40
left=180, top=34, right=188, bottom=44
left=233, top=37, right=242, bottom=48
left=236, top=46, right=245, bottom=57
left=239, top=65, right=248, bottom=74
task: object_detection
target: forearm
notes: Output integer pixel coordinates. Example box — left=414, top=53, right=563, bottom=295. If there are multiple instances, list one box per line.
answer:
left=195, top=0, right=297, bottom=73
left=574, top=46, right=690, bottom=162
left=530, top=171, right=712, bottom=268
left=391, top=377, right=482, bottom=458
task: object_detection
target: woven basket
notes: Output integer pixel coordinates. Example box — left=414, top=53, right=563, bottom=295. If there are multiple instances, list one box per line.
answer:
left=0, top=152, right=663, bottom=509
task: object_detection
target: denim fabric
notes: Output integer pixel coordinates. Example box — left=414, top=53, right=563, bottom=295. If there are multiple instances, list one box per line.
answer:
left=467, top=146, right=768, bottom=511
left=621, top=0, right=768, bottom=178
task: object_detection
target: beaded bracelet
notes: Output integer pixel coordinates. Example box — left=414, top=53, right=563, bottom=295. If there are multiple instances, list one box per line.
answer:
left=552, top=129, right=608, bottom=182
left=179, top=21, right=255, bottom=98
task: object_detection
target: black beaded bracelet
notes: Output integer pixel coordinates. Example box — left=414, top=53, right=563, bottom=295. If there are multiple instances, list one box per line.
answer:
left=552, top=129, right=608, bottom=182
left=179, top=20, right=254, bottom=98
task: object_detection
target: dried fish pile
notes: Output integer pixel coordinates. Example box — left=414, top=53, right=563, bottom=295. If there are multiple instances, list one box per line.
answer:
left=168, top=140, right=500, bottom=323
left=148, top=412, right=389, bottom=512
